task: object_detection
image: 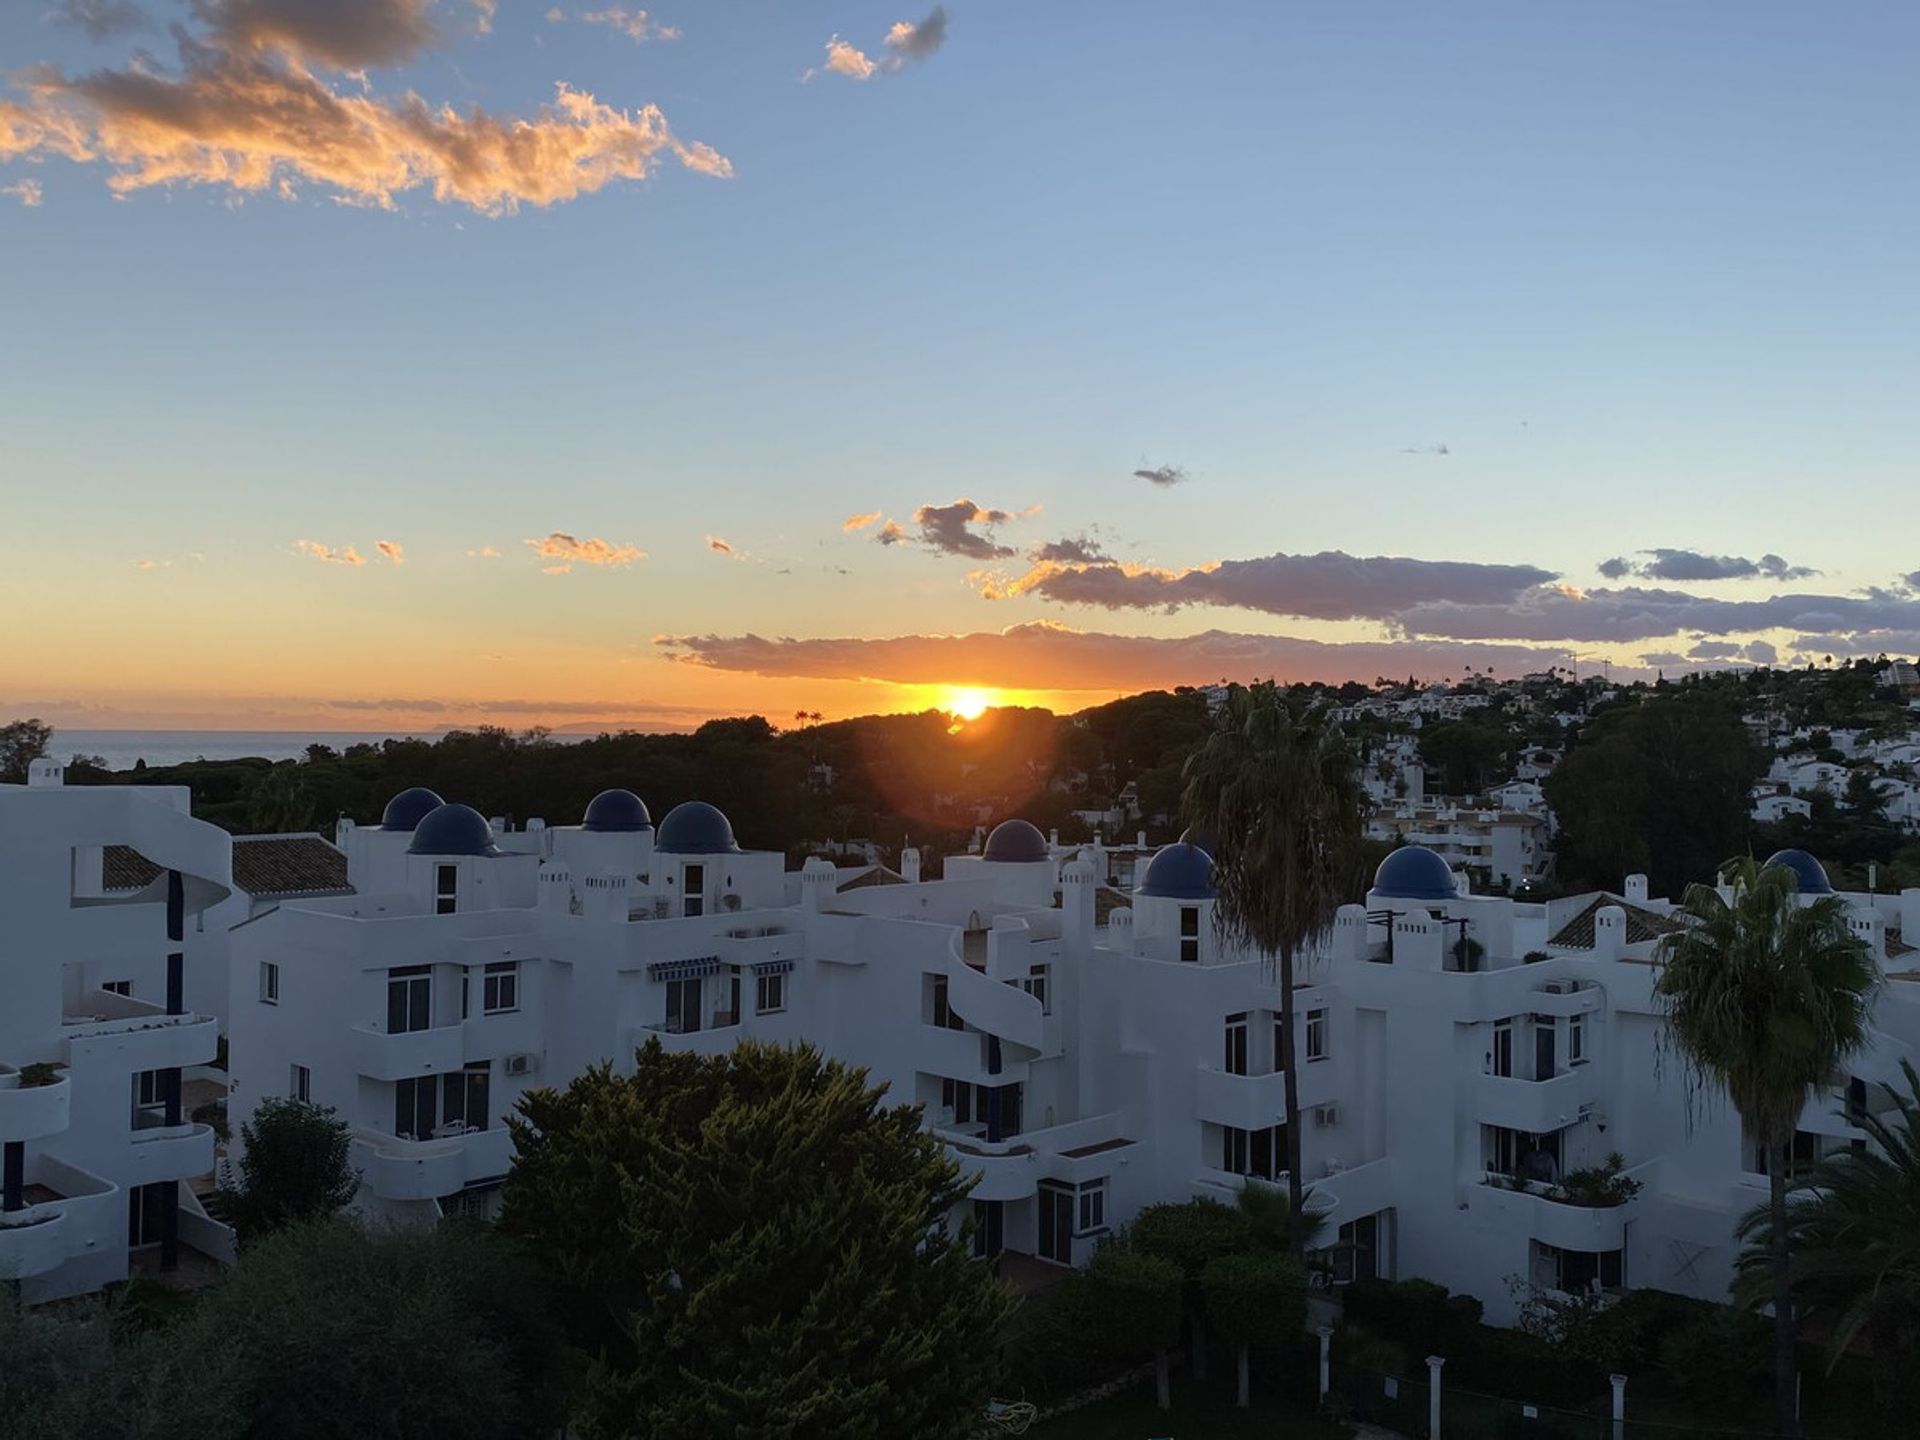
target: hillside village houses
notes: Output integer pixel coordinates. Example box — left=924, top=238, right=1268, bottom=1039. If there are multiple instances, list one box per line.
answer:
left=11, top=755, right=1920, bottom=1333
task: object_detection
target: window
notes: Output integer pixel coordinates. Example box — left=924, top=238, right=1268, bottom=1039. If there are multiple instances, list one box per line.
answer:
left=128, top=1182, right=170, bottom=1248
left=102, top=980, right=132, bottom=996
left=1224, top=1012, right=1249, bottom=1076
left=387, top=966, right=431, bottom=1033
left=395, top=1075, right=438, bottom=1140
left=1023, top=964, right=1051, bottom=1015
left=1222, top=1124, right=1282, bottom=1181
left=666, top=977, right=703, bottom=1035
left=756, top=970, right=786, bottom=1014
left=1568, top=1013, right=1586, bottom=1066
left=131, top=1069, right=167, bottom=1129
left=259, top=961, right=280, bottom=1005
left=1490, top=1019, right=1513, bottom=1078
left=435, top=863, right=458, bottom=916
left=1179, top=905, right=1200, bottom=963
left=482, top=961, right=519, bottom=1015
left=941, top=1077, right=975, bottom=1126
left=1306, top=1008, right=1329, bottom=1062
left=1536, top=1241, right=1623, bottom=1295
left=289, top=1064, right=311, bottom=1102
left=683, top=863, right=705, bottom=918
left=1487, top=1125, right=1563, bottom=1182
left=441, top=1061, right=491, bottom=1133
left=1077, top=1178, right=1108, bottom=1233
left=723, top=971, right=742, bottom=1026
left=930, top=974, right=963, bottom=1030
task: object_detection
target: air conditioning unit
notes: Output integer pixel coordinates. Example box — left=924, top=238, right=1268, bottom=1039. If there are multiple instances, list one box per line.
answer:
left=1543, top=979, right=1577, bottom=996
left=503, top=1053, right=539, bottom=1077
left=1314, top=1103, right=1342, bottom=1127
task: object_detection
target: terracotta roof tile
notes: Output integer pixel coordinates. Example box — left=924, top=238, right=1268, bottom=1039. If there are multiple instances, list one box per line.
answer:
left=1548, top=894, right=1684, bottom=950
left=103, top=835, right=352, bottom=899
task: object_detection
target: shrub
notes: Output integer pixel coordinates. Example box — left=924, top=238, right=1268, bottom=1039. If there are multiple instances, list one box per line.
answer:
left=18, top=1063, right=60, bottom=1089
left=1657, top=1306, right=1771, bottom=1409
left=1342, top=1277, right=1482, bottom=1360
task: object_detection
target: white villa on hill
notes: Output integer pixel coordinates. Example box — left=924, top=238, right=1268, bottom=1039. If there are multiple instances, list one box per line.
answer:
left=11, top=765, right=1920, bottom=1329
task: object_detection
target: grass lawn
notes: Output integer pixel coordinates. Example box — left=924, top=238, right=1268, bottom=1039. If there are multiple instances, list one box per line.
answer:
left=1031, top=1377, right=1352, bottom=1438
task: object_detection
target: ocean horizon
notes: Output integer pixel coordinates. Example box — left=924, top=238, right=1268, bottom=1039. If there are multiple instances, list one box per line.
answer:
left=59, top=730, right=448, bottom=771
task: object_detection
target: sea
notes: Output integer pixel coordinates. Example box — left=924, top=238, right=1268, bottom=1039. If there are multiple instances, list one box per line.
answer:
left=61, top=730, right=439, bottom=771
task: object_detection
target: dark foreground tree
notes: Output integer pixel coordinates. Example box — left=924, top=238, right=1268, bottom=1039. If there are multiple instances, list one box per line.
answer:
left=0, top=719, right=52, bottom=785
left=221, top=1098, right=358, bottom=1244
left=501, top=1040, right=1014, bottom=1440
left=1737, top=1060, right=1920, bottom=1412
left=1182, top=683, right=1367, bottom=1252
left=0, top=1220, right=567, bottom=1440
left=1657, top=857, right=1875, bottom=1438
left=1202, top=1251, right=1307, bottom=1407
left=1085, top=1246, right=1183, bottom=1411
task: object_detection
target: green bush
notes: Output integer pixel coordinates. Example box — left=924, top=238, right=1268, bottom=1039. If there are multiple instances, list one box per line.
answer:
left=1657, top=1306, right=1771, bottom=1409
left=1001, top=1275, right=1135, bottom=1403
left=1341, top=1277, right=1481, bottom=1360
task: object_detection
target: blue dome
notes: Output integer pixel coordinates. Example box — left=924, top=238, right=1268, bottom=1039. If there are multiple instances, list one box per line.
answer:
left=1764, top=848, right=1834, bottom=896
left=1139, top=842, right=1216, bottom=900
left=1178, top=825, right=1219, bottom=858
left=1372, top=846, right=1458, bottom=903
left=983, top=819, right=1049, bottom=864
left=407, top=803, right=500, bottom=857
left=656, top=801, right=740, bottom=855
left=380, top=787, right=445, bottom=832
left=583, top=789, right=652, bottom=833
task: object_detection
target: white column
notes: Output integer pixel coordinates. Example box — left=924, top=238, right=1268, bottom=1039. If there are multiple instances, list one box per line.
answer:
left=1317, top=1326, right=1334, bottom=1401
left=1610, top=1372, right=1627, bottom=1440
left=1426, top=1355, right=1445, bottom=1439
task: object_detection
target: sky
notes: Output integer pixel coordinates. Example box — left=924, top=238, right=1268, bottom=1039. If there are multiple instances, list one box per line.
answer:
left=2, top=0, right=1917, bottom=734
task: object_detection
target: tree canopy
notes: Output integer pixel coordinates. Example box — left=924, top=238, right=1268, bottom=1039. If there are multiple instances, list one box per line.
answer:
left=221, top=1098, right=359, bottom=1245
left=500, top=1040, right=1014, bottom=1440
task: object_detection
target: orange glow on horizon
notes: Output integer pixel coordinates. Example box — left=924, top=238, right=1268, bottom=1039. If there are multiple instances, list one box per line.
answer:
left=944, top=687, right=995, bottom=721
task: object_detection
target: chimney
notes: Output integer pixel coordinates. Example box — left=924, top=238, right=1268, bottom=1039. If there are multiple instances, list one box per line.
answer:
left=800, top=856, right=837, bottom=913
left=1624, top=874, right=1648, bottom=903
left=900, top=846, right=922, bottom=884
left=1061, top=858, right=1095, bottom=948
left=26, top=758, right=62, bottom=788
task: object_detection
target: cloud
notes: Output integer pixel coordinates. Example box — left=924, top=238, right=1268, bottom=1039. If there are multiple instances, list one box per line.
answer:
left=573, top=6, right=680, bottom=43
left=375, top=539, right=404, bottom=564
left=807, top=6, right=946, bottom=81
left=1028, top=535, right=1110, bottom=565
left=882, top=6, right=948, bottom=66
left=2, top=179, right=42, bottom=207
left=526, top=531, right=644, bottom=572
left=842, top=510, right=882, bottom=533
left=0, top=19, right=730, bottom=215
left=896, top=498, right=1020, bottom=560
left=464, top=0, right=496, bottom=35
left=1744, top=640, right=1778, bottom=664
left=133, top=558, right=167, bottom=570
left=994, top=549, right=1558, bottom=622
left=294, top=539, right=367, bottom=566
left=1687, top=640, right=1742, bottom=660
left=466, top=544, right=500, bottom=558
left=875, top=520, right=907, bottom=546
left=1133, top=464, right=1188, bottom=487
left=1399, top=444, right=1450, bottom=456
left=1595, top=548, right=1817, bottom=583
left=51, top=0, right=149, bottom=41
left=658, top=622, right=1580, bottom=692
left=196, top=0, right=442, bottom=70
left=706, top=535, right=744, bottom=559
left=1396, top=585, right=1920, bottom=644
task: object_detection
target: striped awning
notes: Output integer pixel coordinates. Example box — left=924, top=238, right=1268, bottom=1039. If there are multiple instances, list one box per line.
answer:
left=751, top=959, right=795, bottom=977
left=648, top=956, right=723, bottom=983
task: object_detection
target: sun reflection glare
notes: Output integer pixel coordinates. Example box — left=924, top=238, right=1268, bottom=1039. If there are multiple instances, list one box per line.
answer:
left=945, top=687, right=994, bottom=721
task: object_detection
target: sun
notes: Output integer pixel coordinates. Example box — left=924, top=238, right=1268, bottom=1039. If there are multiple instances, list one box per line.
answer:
left=945, top=687, right=995, bottom=721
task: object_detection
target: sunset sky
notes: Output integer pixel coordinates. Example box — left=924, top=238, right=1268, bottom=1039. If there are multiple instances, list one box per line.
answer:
left=3, top=1, right=1917, bottom=734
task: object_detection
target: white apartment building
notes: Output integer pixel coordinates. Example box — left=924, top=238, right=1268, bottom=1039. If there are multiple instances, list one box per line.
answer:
left=1364, top=803, right=1549, bottom=887
left=221, top=784, right=1920, bottom=1327
left=1, top=761, right=234, bottom=1300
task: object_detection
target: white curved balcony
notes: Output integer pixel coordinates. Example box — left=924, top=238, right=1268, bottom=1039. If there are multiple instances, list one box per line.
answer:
left=1476, top=1171, right=1641, bottom=1252
left=62, top=995, right=218, bottom=1072
left=0, top=1207, right=68, bottom=1280
left=0, top=1068, right=71, bottom=1143
left=350, top=1022, right=466, bottom=1081
left=127, top=1122, right=216, bottom=1187
left=353, top=1125, right=514, bottom=1202
left=1473, top=1066, right=1601, bottom=1134
left=937, top=1129, right=1039, bottom=1203
left=1193, top=1066, right=1287, bottom=1132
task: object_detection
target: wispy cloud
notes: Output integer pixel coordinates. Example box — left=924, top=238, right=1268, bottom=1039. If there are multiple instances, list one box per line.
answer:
left=467, top=544, right=501, bottom=559
left=706, top=534, right=746, bottom=559
left=842, top=510, right=883, bottom=533
left=1596, top=549, right=1816, bottom=583
left=0, top=6, right=730, bottom=215
left=1399, top=443, right=1450, bottom=456
left=806, top=5, right=947, bottom=82
left=526, top=531, right=645, bottom=573
left=294, top=539, right=368, bottom=566
left=2, top=179, right=42, bottom=208
left=875, top=519, right=907, bottom=546
left=133, top=558, right=167, bottom=570
left=565, top=6, right=681, bottom=43
left=375, top=539, right=405, bottom=564
left=875, top=498, right=1029, bottom=559
left=1133, top=464, right=1188, bottom=487
left=50, top=0, right=149, bottom=41
left=464, top=0, right=496, bottom=36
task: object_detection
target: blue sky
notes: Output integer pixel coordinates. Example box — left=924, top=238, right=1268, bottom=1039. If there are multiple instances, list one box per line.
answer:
left=2, top=1, right=1916, bottom=730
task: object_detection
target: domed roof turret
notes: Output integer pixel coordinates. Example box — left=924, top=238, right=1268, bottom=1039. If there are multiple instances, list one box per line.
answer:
left=983, top=819, right=1049, bottom=864
left=656, top=801, right=740, bottom=855
left=583, top=789, right=652, bottom=833
left=1763, top=848, right=1834, bottom=896
left=1178, top=825, right=1220, bottom=859
left=1372, top=846, right=1458, bottom=902
left=380, top=787, right=445, bottom=832
left=407, top=803, right=500, bottom=857
left=1139, top=842, right=1215, bottom=900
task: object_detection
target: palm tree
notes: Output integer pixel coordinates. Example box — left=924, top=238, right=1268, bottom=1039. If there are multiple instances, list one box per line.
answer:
left=1655, top=856, right=1877, bottom=1437
left=1735, top=1060, right=1920, bottom=1411
left=1182, top=682, right=1367, bottom=1254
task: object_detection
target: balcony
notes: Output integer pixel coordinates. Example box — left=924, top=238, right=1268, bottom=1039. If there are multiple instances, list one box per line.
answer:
left=0, top=1067, right=71, bottom=1143
left=127, top=1121, right=216, bottom=1187
left=0, top=1207, right=68, bottom=1279
left=936, top=1128, right=1039, bottom=1203
left=1474, top=1066, right=1601, bottom=1134
left=61, top=993, right=218, bottom=1072
left=1193, top=1065, right=1288, bottom=1132
left=353, top=1125, right=514, bottom=1202
left=1475, top=1165, right=1651, bottom=1252
left=350, top=1022, right=466, bottom=1081
left=0, top=1159, right=119, bottom=1283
